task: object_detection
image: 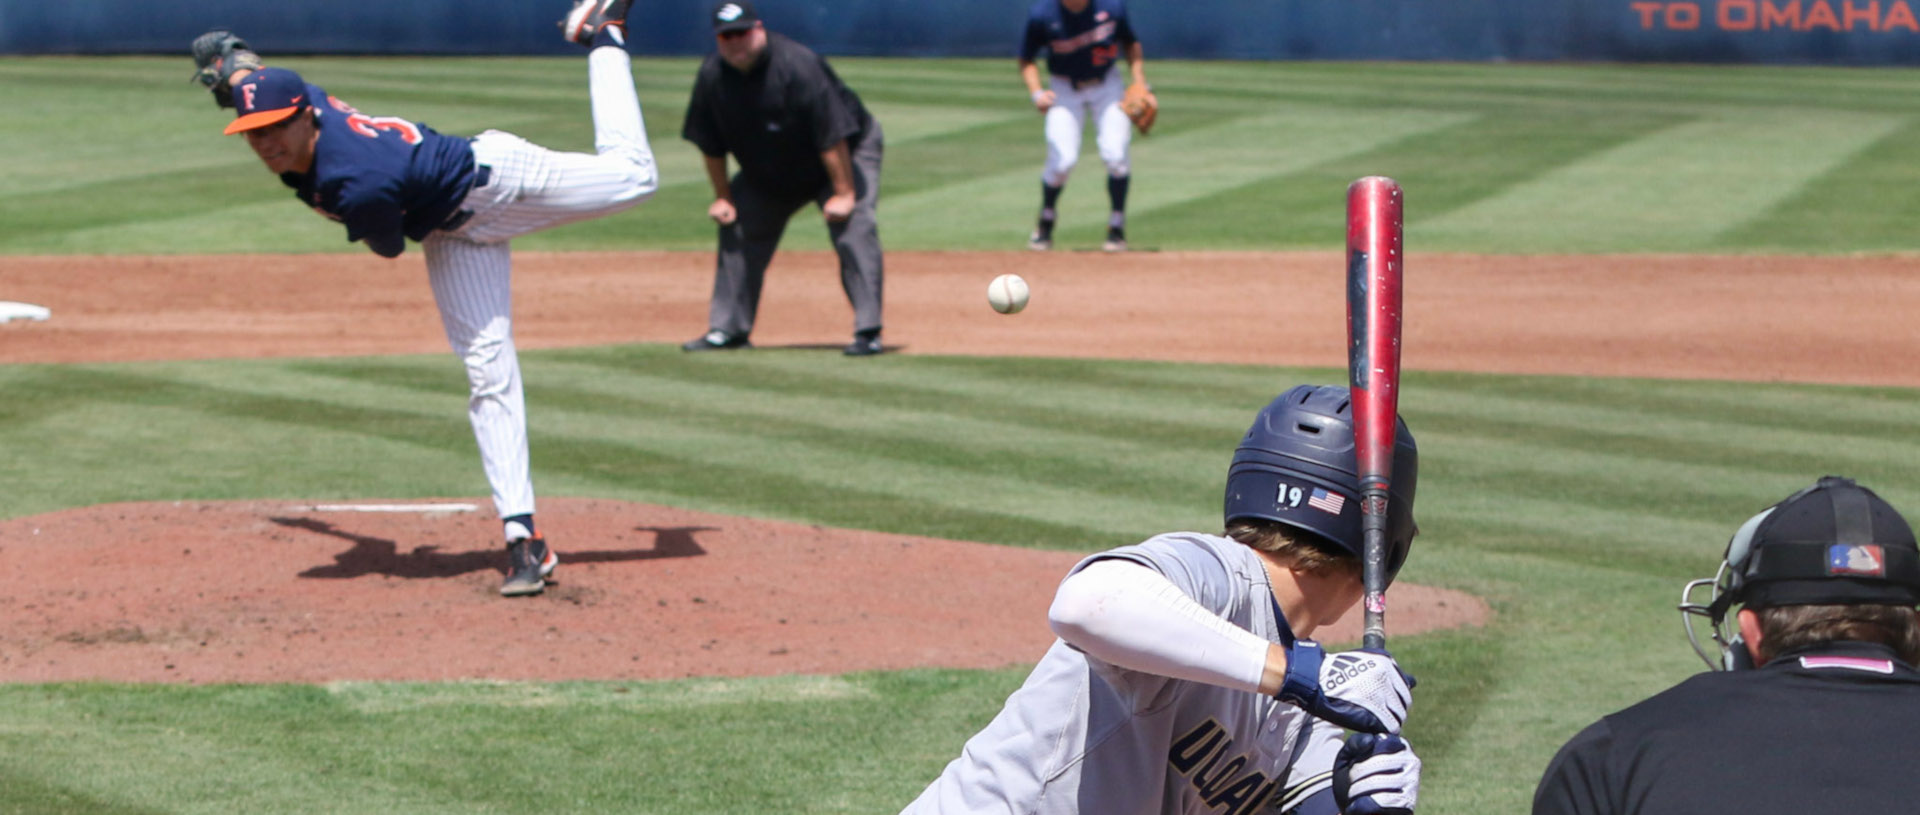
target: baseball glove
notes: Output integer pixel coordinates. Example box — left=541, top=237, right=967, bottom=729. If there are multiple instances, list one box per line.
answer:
left=1121, top=83, right=1158, bottom=135
left=189, top=30, right=264, bottom=109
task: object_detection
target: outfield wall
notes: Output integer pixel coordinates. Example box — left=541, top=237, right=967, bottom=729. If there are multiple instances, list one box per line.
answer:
left=7, top=0, right=1920, bottom=64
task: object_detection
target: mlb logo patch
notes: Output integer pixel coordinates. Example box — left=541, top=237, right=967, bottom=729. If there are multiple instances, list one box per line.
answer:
left=1828, top=544, right=1885, bottom=577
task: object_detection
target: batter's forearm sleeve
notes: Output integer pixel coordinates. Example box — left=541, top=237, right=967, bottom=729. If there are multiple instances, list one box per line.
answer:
left=1049, top=558, right=1271, bottom=693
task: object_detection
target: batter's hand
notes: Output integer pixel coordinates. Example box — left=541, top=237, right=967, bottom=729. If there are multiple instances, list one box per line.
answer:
left=708, top=198, right=737, bottom=226
left=1333, top=734, right=1421, bottom=815
left=1031, top=89, right=1057, bottom=113
left=822, top=191, right=855, bottom=223
left=1275, top=641, right=1414, bottom=734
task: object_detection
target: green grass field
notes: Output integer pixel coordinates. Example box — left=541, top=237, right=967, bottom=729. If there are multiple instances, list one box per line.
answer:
left=12, top=55, right=1920, bottom=253
left=5, top=55, right=1920, bottom=814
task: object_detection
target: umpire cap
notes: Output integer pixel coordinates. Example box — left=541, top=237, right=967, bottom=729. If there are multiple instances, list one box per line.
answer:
left=1719, top=476, right=1920, bottom=611
left=1224, top=385, right=1419, bottom=584
left=711, top=1, right=761, bottom=32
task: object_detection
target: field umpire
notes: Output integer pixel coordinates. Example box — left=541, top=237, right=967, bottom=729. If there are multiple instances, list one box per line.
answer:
left=1533, top=475, right=1920, bottom=815
left=681, top=0, right=887, bottom=356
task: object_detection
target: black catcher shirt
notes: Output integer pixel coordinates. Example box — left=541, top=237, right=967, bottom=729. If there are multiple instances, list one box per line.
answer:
left=682, top=32, right=874, bottom=201
left=1532, top=641, right=1920, bottom=815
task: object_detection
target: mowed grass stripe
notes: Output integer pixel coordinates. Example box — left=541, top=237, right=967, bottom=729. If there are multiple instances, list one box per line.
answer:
left=1142, top=108, right=1679, bottom=249
left=290, top=349, right=1255, bottom=448
left=882, top=105, right=1474, bottom=247
left=0, top=671, right=1028, bottom=814
left=1419, top=108, right=1910, bottom=252
left=5, top=713, right=477, bottom=815
left=686, top=351, right=1277, bottom=431
left=272, top=353, right=1219, bottom=539
left=1413, top=378, right=1920, bottom=488
left=1716, top=117, right=1920, bottom=252
left=534, top=391, right=1213, bottom=539
left=530, top=371, right=1221, bottom=530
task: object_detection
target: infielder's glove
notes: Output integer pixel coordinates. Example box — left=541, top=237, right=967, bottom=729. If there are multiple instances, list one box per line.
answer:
left=189, top=29, right=264, bottom=109
left=1121, top=82, right=1158, bottom=135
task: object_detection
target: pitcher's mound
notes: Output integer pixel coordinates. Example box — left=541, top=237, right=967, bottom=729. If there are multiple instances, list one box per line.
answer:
left=0, top=498, right=1487, bottom=684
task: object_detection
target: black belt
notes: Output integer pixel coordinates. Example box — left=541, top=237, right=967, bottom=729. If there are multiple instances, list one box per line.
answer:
left=441, top=164, right=493, bottom=232
left=1065, top=75, right=1107, bottom=90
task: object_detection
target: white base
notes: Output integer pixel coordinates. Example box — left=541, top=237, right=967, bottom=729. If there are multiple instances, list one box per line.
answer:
left=0, top=301, right=50, bottom=323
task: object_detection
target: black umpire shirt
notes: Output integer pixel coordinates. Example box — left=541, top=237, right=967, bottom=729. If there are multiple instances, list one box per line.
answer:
left=1532, top=641, right=1920, bottom=815
left=682, top=32, right=874, bottom=202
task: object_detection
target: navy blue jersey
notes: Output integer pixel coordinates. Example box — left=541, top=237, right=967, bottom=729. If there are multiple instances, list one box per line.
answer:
left=278, top=84, right=476, bottom=257
left=1019, top=0, right=1137, bottom=83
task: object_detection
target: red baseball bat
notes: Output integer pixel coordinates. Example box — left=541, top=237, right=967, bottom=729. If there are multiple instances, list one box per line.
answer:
left=1345, top=176, right=1404, bottom=652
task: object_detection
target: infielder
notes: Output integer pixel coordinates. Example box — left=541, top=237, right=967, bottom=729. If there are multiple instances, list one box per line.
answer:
left=1535, top=476, right=1920, bottom=814
left=1019, top=0, right=1148, bottom=253
left=901, top=385, right=1424, bottom=815
left=190, top=0, right=657, bottom=596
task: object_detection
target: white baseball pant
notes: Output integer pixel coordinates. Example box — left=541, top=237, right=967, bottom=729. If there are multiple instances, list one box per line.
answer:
left=420, top=45, right=658, bottom=520
left=1042, top=71, right=1132, bottom=186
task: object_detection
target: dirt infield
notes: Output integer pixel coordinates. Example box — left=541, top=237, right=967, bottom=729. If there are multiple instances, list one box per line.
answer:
left=6, top=250, right=1920, bottom=386
left=5, top=248, right=1917, bottom=683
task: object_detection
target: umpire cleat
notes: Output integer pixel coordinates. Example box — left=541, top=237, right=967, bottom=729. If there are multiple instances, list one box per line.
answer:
left=500, top=536, right=551, bottom=597
left=1102, top=226, right=1128, bottom=253
left=1028, top=218, right=1055, bottom=251
left=682, top=329, right=751, bottom=352
left=843, top=330, right=884, bottom=357
left=561, top=0, right=632, bottom=47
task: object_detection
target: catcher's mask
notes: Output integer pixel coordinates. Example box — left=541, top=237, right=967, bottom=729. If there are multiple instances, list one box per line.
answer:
left=1680, top=476, right=1920, bottom=670
left=1223, top=384, right=1419, bottom=584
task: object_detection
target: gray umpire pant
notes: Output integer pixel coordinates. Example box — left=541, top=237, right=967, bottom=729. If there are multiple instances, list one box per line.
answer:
left=706, top=122, right=885, bottom=340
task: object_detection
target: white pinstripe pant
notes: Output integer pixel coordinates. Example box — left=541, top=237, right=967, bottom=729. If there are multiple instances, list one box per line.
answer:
left=420, top=45, right=658, bottom=520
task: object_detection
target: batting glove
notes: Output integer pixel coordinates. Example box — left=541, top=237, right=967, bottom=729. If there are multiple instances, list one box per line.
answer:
left=1333, top=733, right=1421, bottom=815
left=1275, top=640, right=1414, bottom=734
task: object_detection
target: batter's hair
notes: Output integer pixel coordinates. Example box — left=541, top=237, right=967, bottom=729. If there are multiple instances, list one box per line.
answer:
left=1754, top=603, right=1920, bottom=665
left=1226, top=518, right=1360, bottom=579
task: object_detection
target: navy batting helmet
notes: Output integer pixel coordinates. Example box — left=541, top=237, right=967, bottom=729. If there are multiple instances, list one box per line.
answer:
left=1224, top=384, right=1419, bottom=583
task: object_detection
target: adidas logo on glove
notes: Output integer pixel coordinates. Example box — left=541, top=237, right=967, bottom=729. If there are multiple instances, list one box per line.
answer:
left=1323, top=653, right=1380, bottom=692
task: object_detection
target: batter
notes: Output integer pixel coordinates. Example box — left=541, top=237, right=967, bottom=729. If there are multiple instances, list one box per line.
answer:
left=900, top=385, right=1424, bottom=815
left=1019, top=0, right=1147, bottom=253
left=198, top=0, right=656, bottom=596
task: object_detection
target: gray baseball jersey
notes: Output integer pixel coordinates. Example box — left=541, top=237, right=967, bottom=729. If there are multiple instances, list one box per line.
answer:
left=901, top=532, right=1344, bottom=815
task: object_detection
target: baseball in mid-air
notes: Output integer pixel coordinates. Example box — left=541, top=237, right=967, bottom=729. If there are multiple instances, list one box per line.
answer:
left=987, top=274, right=1030, bottom=314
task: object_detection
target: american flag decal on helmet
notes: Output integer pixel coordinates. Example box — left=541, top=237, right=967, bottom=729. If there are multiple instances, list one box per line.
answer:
left=1307, top=488, right=1345, bottom=515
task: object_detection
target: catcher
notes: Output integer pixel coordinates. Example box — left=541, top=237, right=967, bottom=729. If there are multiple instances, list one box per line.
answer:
left=186, top=3, right=660, bottom=597
left=1018, top=0, right=1154, bottom=253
